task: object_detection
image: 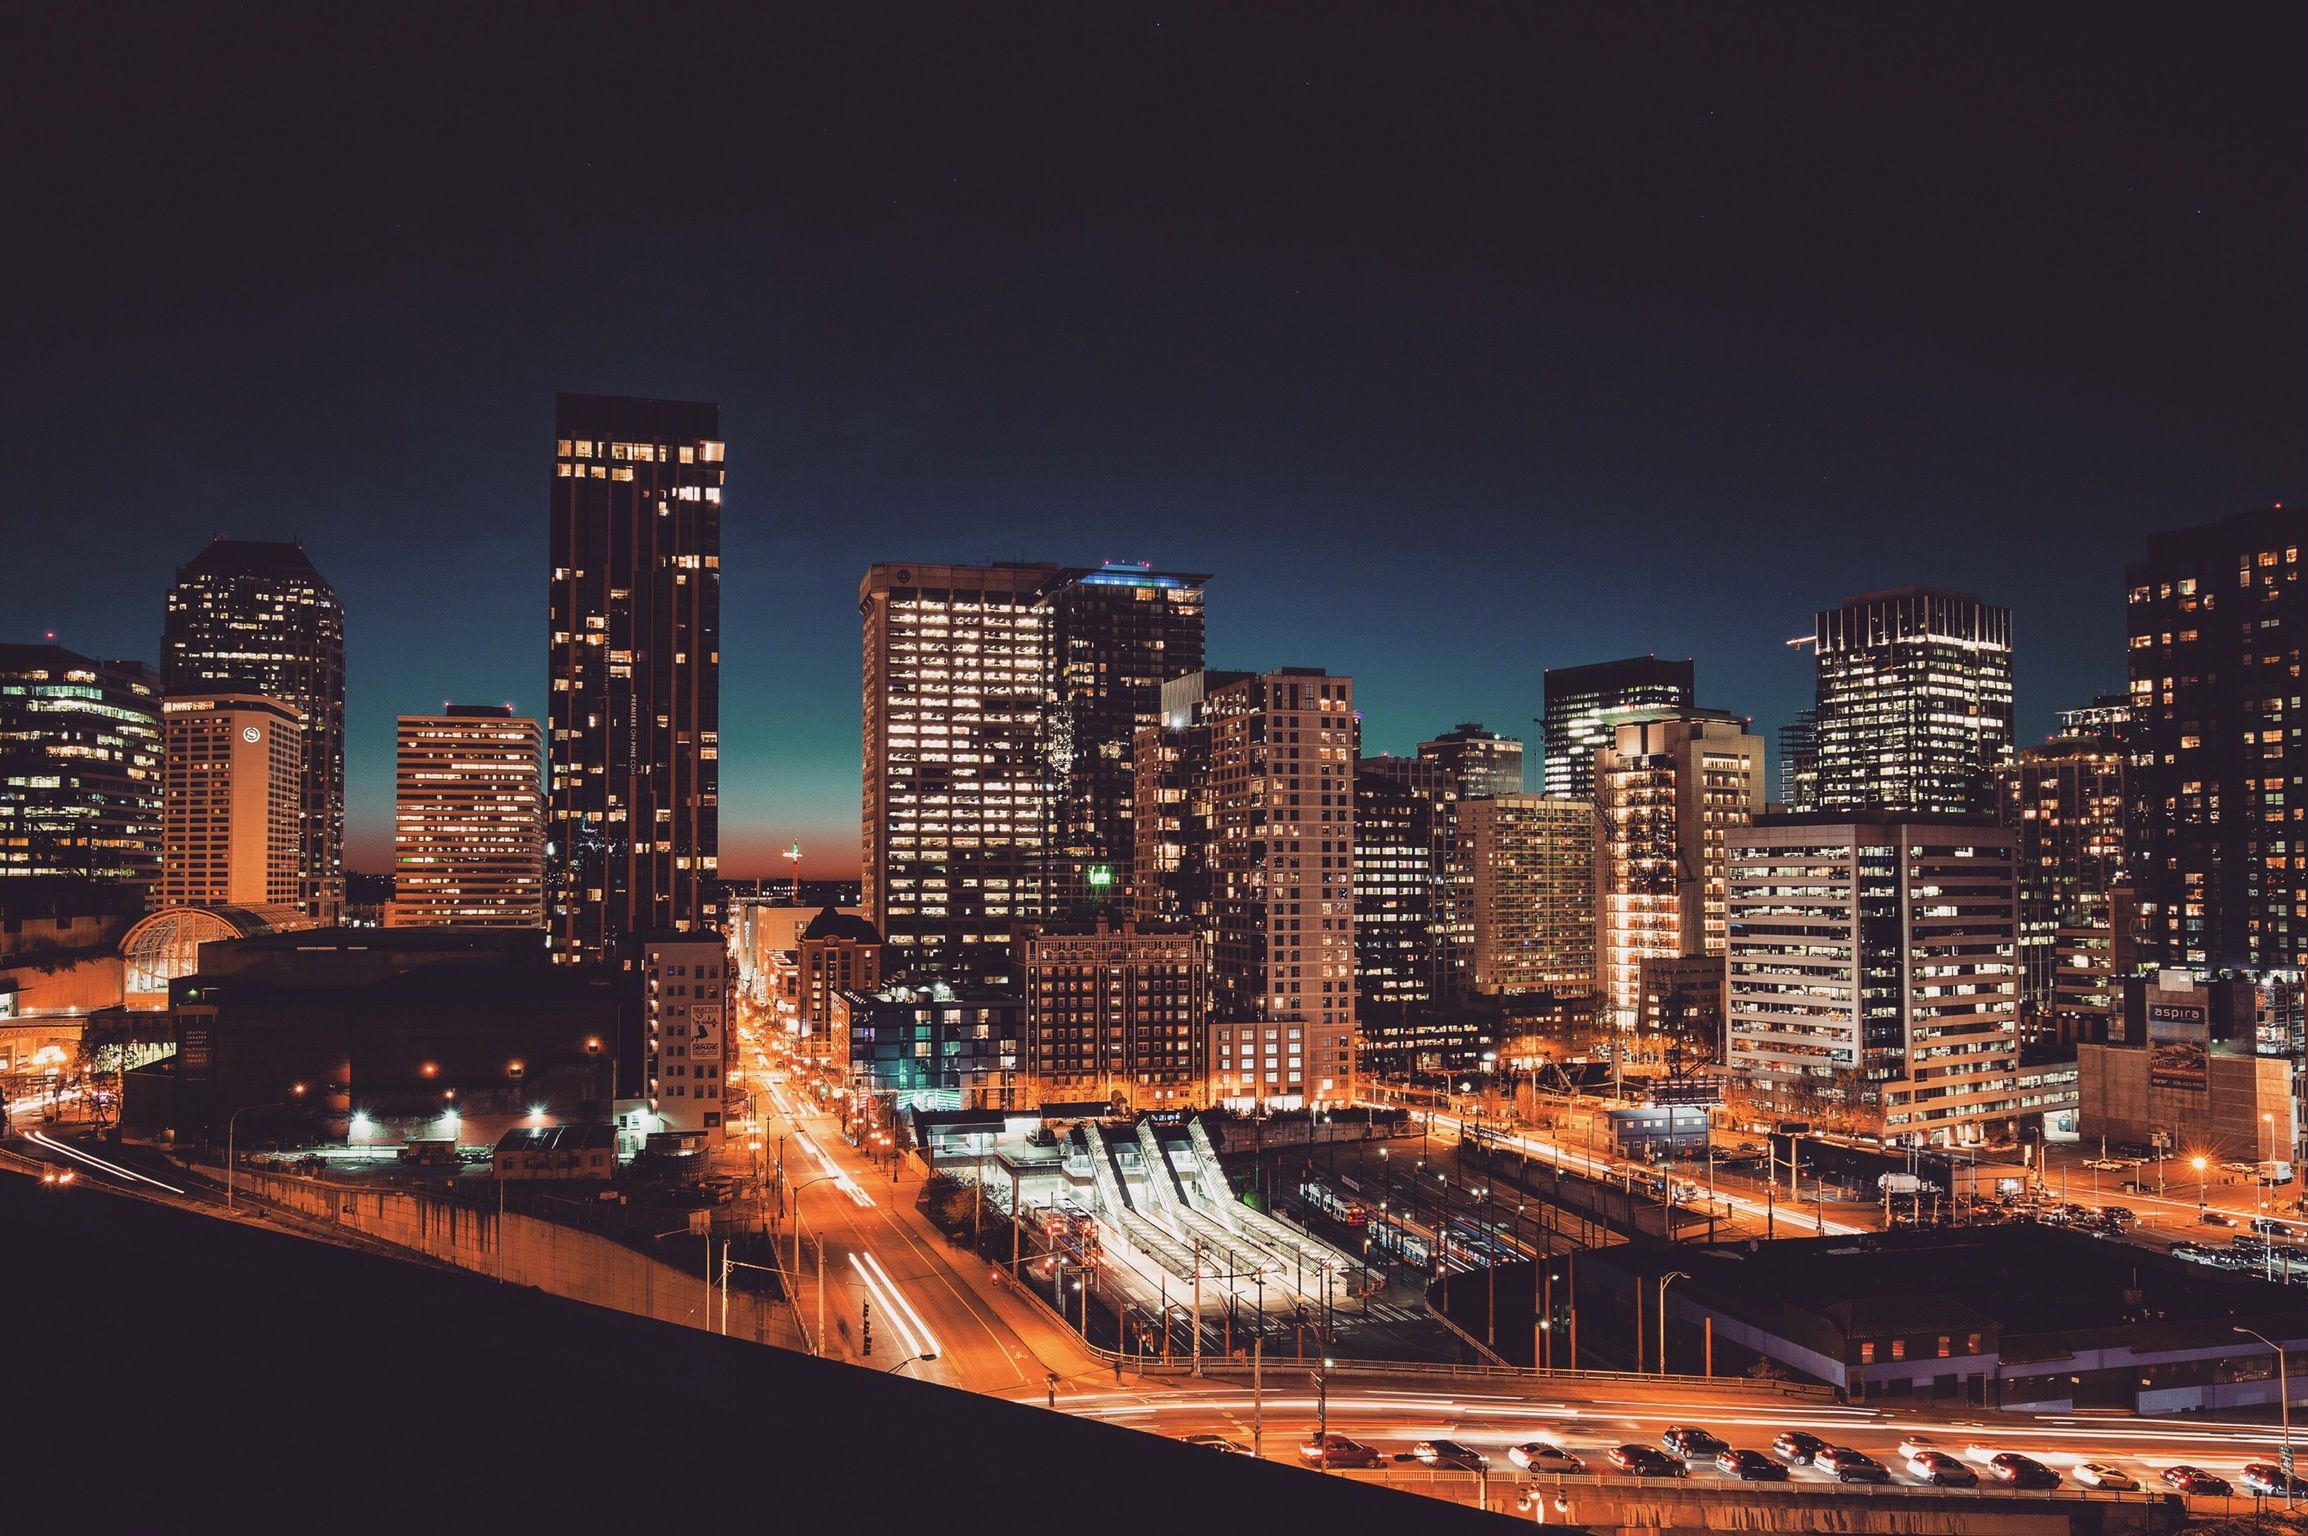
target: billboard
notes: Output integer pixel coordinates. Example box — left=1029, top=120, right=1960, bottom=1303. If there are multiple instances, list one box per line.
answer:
left=2146, top=999, right=2208, bottom=1091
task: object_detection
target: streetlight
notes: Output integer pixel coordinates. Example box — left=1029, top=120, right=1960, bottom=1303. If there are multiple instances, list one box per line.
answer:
left=1657, top=1270, right=1689, bottom=1377
left=225, top=1082, right=307, bottom=1212
left=2234, top=1327, right=2293, bottom=1508
left=2193, top=1155, right=2209, bottom=1211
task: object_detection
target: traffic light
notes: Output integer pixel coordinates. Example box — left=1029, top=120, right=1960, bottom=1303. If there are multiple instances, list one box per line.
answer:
left=861, top=1299, right=873, bottom=1357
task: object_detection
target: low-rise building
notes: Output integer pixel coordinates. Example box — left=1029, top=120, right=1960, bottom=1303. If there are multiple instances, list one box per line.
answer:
left=494, top=1122, right=617, bottom=1180
left=834, top=981, right=1025, bottom=1109
left=2078, top=969, right=2295, bottom=1164
left=642, top=936, right=730, bottom=1141
left=1021, top=917, right=1204, bottom=1109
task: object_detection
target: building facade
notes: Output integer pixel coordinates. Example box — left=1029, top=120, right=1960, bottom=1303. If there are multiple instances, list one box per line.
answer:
left=1352, top=766, right=1442, bottom=1013
left=1464, top=794, right=1596, bottom=995
left=1418, top=722, right=1524, bottom=798
left=158, top=694, right=304, bottom=910
left=1811, top=587, right=2013, bottom=817
left=860, top=562, right=1058, bottom=981
left=2125, top=507, right=2305, bottom=973
left=0, top=645, right=162, bottom=886
left=835, top=982, right=1026, bottom=1108
left=161, top=539, right=345, bottom=921
left=1995, top=735, right=2124, bottom=1024
left=547, top=393, right=724, bottom=965
left=386, top=705, right=545, bottom=929
left=2078, top=969, right=2296, bottom=1163
left=1022, top=918, right=1205, bottom=1108
left=642, top=936, right=729, bottom=1140
left=1541, top=656, right=1693, bottom=802
left=1595, top=710, right=1764, bottom=1023
left=1726, top=814, right=2021, bottom=1146
left=1776, top=708, right=1818, bottom=811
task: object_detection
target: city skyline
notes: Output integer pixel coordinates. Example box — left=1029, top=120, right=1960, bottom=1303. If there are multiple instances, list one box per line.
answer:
left=9, top=7, right=2302, bottom=880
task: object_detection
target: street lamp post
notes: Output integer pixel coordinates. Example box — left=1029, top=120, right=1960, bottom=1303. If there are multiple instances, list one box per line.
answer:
left=1657, top=1270, right=1689, bottom=1377
left=224, top=1082, right=306, bottom=1212
left=2194, top=1155, right=2209, bottom=1211
left=2234, top=1327, right=2293, bottom=1508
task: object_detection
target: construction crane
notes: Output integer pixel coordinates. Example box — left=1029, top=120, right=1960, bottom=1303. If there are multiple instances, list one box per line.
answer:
left=785, top=840, right=802, bottom=905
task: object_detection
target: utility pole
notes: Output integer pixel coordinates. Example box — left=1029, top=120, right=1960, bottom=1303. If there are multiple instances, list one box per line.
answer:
left=1252, top=1332, right=1264, bottom=1458
left=1191, top=1234, right=1204, bottom=1377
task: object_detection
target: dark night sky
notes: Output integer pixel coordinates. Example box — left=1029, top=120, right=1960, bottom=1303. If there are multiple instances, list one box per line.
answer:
left=8, top=4, right=2302, bottom=876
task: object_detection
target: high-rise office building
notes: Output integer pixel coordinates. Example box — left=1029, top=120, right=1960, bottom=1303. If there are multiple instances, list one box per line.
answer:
left=1022, top=918, right=1206, bottom=1108
left=0, top=645, right=163, bottom=885
left=1995, top=733, right=2124, bottom=1025
left=1726, top=814, right=2021, bottom=1146
left=1810, top=587, right=2013, bottom=816
left=1131, top=668, right=1355, bottom=1106
left=386, top=706, right=546, bottom=930
left=547, top=394, right=723, bottom=965
left=2057, top=694, right=2132, bottom=747
left=1416, top=722, right=1523, bottom=998
left=1418, top=722, right=1524, bottom=798
left=2125, top=507, right=2305, bottom=973
left=162, top=539, right=345, bottom=921
left=1595, top=710, right=1764, bottom=1022
left=1042, top=563, right=1208, bottom=918
left=158, top=694, right=303, bottom=911
left=1776, top=708, right=1818, bottom=810
left=860, top=562, right=1058, bottom=980
left=1352, top=766, right=1442, bottom=1013
left=1464, top=795, right=1596, bottom=995
left=1541, top=656, right=1693, bottom=801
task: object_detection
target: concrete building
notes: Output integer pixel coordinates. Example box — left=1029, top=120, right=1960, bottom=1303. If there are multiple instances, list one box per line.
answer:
left=1131, top=668, right=1355, bottom=1108
left=1541, top=656, right=1692, bottom=802
left=159, top=694, right=303, bottom=911
left=2078, top=968, right=2296, bottom=1165
left=2048, top=885, right=2135, bottom=1048
left=547, top=394, right=724, bottom=966
left=1726, top=814, right=2021, bottom=1146
left=2125, top=506, right=2306, bottom=974
left=1417, top=724, right=1524, bottom=1000
left=1811, top=587, right=2013, bottom=817
left=1464, top=795, right=1595, bottom=996
left=860, top=562, right=1057, bottom=981
left=493, top=1122, right=617, bottom=1180
left=1021, top=918, right=1204, bottom=1109
left=386, top=705, right=545, bottom=929
left=1996, top=733, right=2124, bottom=1028
left=162, top=539, right=346, bottom=922
left=1595, top=710, right=1764, bottom=1025
left=834, top=981, right=1025, bottom=1109
left=641, top=936, right=730, bottom=1140
left=789, top=907, right=883, bottom=1063
left=0, top=646, right=163, bottom=887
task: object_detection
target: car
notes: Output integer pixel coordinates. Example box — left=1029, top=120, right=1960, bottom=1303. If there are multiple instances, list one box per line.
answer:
left=1662, top=1426, right=1729, bottom=1459
left=1896, top=1434, right=1942, bottom=1461
left=1816, top=1448, right=1890, bottom=1484
left=1610, top=1444, right=1686, bottom=1477
left=1772, top=1431, right=1826, bottom=1465
left=2101, top=1206, right=2138, bottom=1227
left=1909, top=1451, right=1980, bottom=1488
left=2223, top=1161, right=2258, bottom=1174
left=1989, top=1453, right=2061, bottom=1490
left=1716, top=1449, right=1789, bottom=1482
left=1412, top=1439, right=1487, bottom=1470
left=2073, top=1462, right=2137, bottom=1490
left=2083, top=1158, right=2126, bottom=1171
left=2119, top=1179, right=2149, bottom=1193
left=1299, top=1433, right=1384, bottom=1468
left=2160, top=1466, right=2233, bottom=1496
left=1179, top=1433, right=1248, bottom=1453
left=2241, top=1463, right=2308, bottom=1497
left=1509, top=1444, right=1585, bottom=1474
left=2201, top=1211, right=2239, bottom=1227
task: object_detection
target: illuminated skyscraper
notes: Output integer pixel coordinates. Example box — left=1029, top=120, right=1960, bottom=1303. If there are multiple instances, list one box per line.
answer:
left=1776, top=708, right=1818, bottom=810
left=387, top=706, right=546, bottom=929
left=1352, top=766, right=1441, bottom=1011
left=1418, top=722, right=1524, bottom=798
left=2125, top=506, right=2306, bottom=973
left=158, top=693, right=302, bottom=911
left=1465, top=795, right=1596, bottom=995
left=861, top=561, right=1058, bottom=980
left=1995, top=733, right=2124, bottom=1026
left=547, top=394, right=723, bottom=965
left=1810, top=587, right=2013, bottom=816
left=0, top=645, right=162, bottom=885
left=162, top=539, right=344, bottom=920
left=1541, top=656, right=1693, bottom=801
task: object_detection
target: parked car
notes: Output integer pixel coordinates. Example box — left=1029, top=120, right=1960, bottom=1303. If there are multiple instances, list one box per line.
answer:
left=1716, top=1450, right=1789, bottom=1482
left=2118, top=1180, right=2149, bottom=1193
left=1989, top=1453, right=2061, bottom=1490
left=2073, top=1462, right=2137, bottom=1490
left=2160, top=1465, right=2233, bottom=1496
left=1895, top=1434, right=1942, bottom=1461
left=1299, top=1433, right=1384, bottom=1468
left=1772, top=1431, right=1826, bottom=1465
left=1179, top=1434, right=1247, bottom=1453
left=1411, top=1440, right=1486, bottom=1470
left=1816, top=1448, right=1890, bottom=1484
left=2241, top=1463, right=2308, bottom=1497
left=1509, top=1444, right=1585, bottom=1474
left=1662, top=1426, right=1729, bottom=1459
left=1909, top=1452, right=1980, bottom=1488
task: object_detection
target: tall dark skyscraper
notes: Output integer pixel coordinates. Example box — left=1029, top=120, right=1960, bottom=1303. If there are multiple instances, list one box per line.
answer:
left=0, top=645, right=163, bottom=886
left=161, top=539, right=345, bottom=921
left=2126, top=506, right=2305, bottom=973
left=1810, top=587, right=2013, bottom=816
left=1043, top=563, right=1208, bottom=918
left=547, top=393, right=723, bottom=965
left=1540, top=656, right=1694, bottom=801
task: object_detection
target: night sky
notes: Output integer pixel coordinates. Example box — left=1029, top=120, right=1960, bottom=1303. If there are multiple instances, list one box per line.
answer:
left=10, top=5, right=2302, bottom=877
